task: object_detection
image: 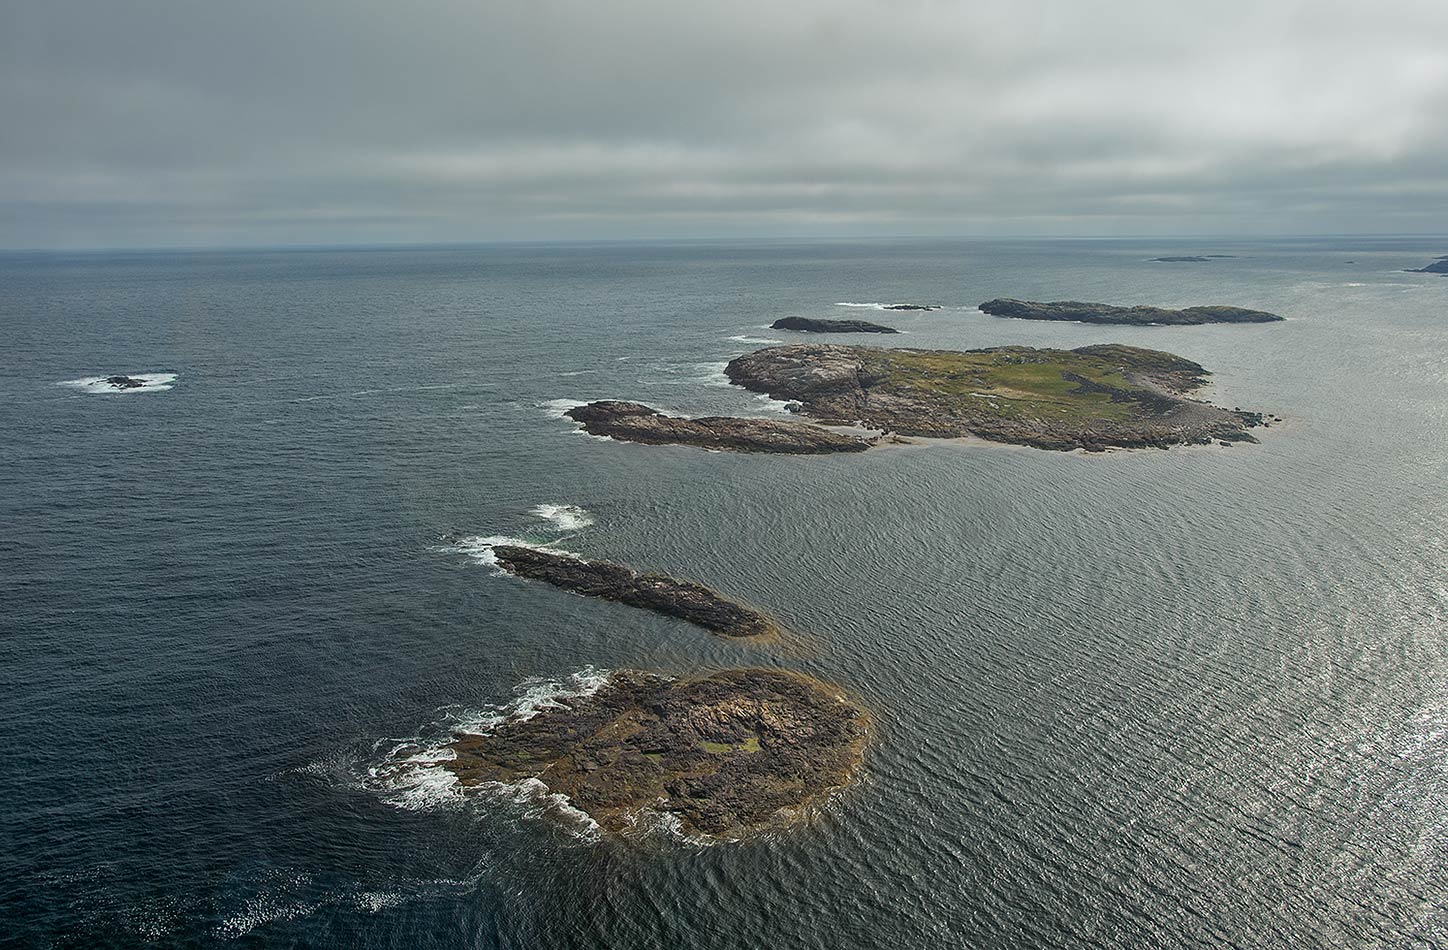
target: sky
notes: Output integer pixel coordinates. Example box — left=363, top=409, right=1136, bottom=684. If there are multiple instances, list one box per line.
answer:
left=3, top=0, right=1448, bottom=249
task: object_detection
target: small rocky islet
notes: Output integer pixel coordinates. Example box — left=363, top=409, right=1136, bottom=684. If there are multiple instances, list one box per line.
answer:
left=771, top=316, right=899, bottom=334
left=104, top=375, right=151, bottom=389
left=726, top=343, right=1264, bottom=451
left=491, top=544, right=779, bottom=639
left=445, top=668, right=869, bottom=839
left=978, top=298, right=1283, bottom=325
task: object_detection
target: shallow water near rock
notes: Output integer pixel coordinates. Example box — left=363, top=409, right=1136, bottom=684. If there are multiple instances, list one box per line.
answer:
left=3, top=238, right=1448, bottom=947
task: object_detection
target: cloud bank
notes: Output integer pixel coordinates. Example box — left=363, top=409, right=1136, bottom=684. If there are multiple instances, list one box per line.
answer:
left=3, top=0, right=1447, bottom=247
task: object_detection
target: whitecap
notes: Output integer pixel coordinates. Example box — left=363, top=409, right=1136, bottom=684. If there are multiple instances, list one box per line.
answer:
left=528, top=503, right=595, bottom=532
left=58, top=372, right=178, bottom=395
left=835, top=302, right=887, bottom=310
left=432, top=534, right=579, bottom=573
left=728, top=334, right=783, bottom=344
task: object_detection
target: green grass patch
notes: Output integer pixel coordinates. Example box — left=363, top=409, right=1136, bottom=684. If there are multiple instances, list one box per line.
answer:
left=700, top=736, right=763, bottom=754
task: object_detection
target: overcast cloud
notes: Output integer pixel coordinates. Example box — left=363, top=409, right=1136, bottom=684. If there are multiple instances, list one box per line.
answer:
left=3, top=0, right=1448, bottom=247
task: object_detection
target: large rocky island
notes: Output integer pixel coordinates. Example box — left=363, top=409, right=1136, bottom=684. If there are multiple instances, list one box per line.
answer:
left=979, top=298, right=1283, bottom=325
left=771, top=316, right=899, bottom=334
left=492, top=545, right=778, bottom=639
left=565, top=400, right=873, bottom=453
left=1406, top=256, right=1448, bottom=274
left=725, top=343, right=1264, bottom=451
left=445, top=668, right=869, bottom=839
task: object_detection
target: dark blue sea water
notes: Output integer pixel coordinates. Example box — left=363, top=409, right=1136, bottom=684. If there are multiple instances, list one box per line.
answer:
left=3, top=238, right=1447, bottom=948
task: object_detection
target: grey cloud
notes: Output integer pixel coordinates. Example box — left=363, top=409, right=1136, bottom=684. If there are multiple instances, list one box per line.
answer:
left=3, top=0, right=1447, bottom=247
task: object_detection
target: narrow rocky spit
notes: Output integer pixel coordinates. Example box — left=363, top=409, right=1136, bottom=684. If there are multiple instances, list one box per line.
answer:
left=491, top=545, right=779, bottom=639
left=565, top=400, right=874, bottom=454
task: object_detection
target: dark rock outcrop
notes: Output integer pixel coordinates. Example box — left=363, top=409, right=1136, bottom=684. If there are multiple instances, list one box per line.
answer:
left=724, top=342, right=1265, bottom=452
left=491, top=545, right=778, bottom=639
left=771, top=316, right=899, bottom=334
left=445, top=668, right=869, bottom=838
left=104, top=375, right=149, bottom=389
left=1406, top=256, right=1448, bottom=274
left=565, top=400, right=872, bottom=454
left=882, top=304, right=940, bottom=311
left=978, top=298, right=1283, bottom=325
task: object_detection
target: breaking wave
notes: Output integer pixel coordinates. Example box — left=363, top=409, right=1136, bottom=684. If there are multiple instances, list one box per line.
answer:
left=58, top=373, right=178, bottom=394
left=349, top=669, right=614, bottom=840
left=528, top=503, right=595, bottom=532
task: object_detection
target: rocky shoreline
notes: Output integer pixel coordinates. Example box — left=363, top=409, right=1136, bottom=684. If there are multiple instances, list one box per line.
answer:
left=565, top=400, right=874, bottom=453
left=492, top=545, right=779, bottom=639
left=771, top=316, right=899, bottom=334
left=725, top=342, right=1264, bottom=451
left=978, top=298, right=1283, bottom=325
left=445, top=668, right=869, bottom=839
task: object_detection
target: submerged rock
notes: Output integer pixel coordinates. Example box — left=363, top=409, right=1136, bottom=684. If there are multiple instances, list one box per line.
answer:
left=565, top=400, right=872, bottom=454
left=445, top=668, right=869, bottom=838
left=978, top=298, right=1283, bottom=325
left=724, top=342, right=1266, bottom=452
left=882, top=304, right=940, bottom=311
left=771, top=316, right=899, bottom=334
left=491, top=545, right=778, bottom=639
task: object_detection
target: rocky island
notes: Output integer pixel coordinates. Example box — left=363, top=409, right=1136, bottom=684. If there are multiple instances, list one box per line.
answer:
left=882, top=304, right=940, bottom=311
left=1406, top=256, right=1448, bottom=274
left=445, top=668, right=869, bottom=838
left=565, top=400, right=873, bottom=453
left=103, top=375, right=151, bottom=389
left=771, top=316, right=899, bottom=334
left=492, top=545, right=779, bottom=639
left=978, top=298, right=1283, bottom=325
left=724, top=342, right=1264, bottom=451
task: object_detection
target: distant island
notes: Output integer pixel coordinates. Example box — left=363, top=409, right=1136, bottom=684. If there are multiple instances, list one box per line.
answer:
left=445, top=668, right=869, bottom=839
left=565, top=400, right=874, bottom=453
left=725, top=343, right=1265, bottom=451
left=491, top=544, right=779, bottom=638
left=1405, top=256, right=1448, bottom=274
left=978, top=298, right=1283, bottom=325
left=771, top=316, right=899, bottom=334
left=1149, top=255, right=1237, bottom=262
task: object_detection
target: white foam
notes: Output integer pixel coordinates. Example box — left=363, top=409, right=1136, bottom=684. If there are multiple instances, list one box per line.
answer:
left=539, top=398, right=588, bottom=419
left=752, top=393, right=795, bottom=414
left=728, top=334, right=783, bottom=344
left=433, top=534, right=578, bottom=573
left=58, top=372, right=177, bottom=395
left=528, top=503, right=595, bottom=532
left=835, top=302, right=887, bottom=310
left=213, top=873, right=318, bottom=940
left=692, top=361, right=732, bottom=388
left=357, top=668, right=615, bottom=836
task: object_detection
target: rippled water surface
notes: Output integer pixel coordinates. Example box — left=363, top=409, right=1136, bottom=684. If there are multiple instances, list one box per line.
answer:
left=3, top=239, right=1447, bottom=947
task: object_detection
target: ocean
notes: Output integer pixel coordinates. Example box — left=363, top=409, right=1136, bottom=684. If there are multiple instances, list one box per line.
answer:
left=3, top=238, right=1446, bottom=947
